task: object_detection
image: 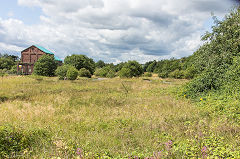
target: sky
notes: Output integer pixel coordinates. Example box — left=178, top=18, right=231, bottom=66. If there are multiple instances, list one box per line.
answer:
left=0, top=0, right=239, bottom=63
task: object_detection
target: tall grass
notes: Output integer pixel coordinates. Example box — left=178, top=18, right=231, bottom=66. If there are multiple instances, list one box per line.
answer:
left=0, top=76, right=239, bottom=158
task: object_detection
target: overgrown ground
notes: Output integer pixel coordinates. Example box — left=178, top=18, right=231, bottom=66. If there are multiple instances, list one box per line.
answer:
left=0, top=76, right=240, bottom=158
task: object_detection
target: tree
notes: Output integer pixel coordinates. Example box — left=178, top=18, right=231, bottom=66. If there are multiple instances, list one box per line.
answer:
left=95, top=60, right=106, bottom=68
left=55, top=65, right=71, bottom=80
left=144, top=60, right=156, bottom=72
left=184, top=6, right=240, bottom=96
left=33, top=55, right=58, bottom=76
left=94, top=65, right=116, bottom=78
left=0, top=56, right=16, bottom=70
left=78, top=68, right=92, bottom=78
left=146, top=60, right=157, bottom=72
left=119, top=61, right=143, bottom=78
left=66, top=67, right=78, bottom=80
left=64, top=54, right=95, bottom=74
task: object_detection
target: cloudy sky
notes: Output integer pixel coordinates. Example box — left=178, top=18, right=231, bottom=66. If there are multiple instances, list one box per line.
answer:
left=0, top=0, right=239, bottom=63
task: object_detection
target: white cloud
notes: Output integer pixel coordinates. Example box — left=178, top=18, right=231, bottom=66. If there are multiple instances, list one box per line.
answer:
left=0, top=0, right=238, bottom=63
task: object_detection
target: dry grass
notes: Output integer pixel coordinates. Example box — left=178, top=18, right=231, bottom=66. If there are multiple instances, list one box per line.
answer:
left=0, top=76, right=239, bottom=158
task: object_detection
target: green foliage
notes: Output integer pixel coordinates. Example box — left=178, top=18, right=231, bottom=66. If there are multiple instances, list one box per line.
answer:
left=146, top=61, right=157, bottom=72
left=95, top=60, right=106, bottom=68
left=106, top=70, right=116, bottom=78
left=64, top=54, right=95, bottom=74
left=119, top=61, right=143, bottom=78
left=143, top=72, right=152, bottom=77
left=0, top=69, right=7, bottom=78
left=169, top=69, right=184, bottom=79
left=78, top=68, right=92, bottom=78
left=184, top=6, right=240, bottom=97
left=183, top=66, right=197, bottom=79
left=94, top=66, right=116, bottom=78
left=0, top=125, right=52, bottom=158
left=55, top=65, right=71, bottom=80
left=33, top=55, right=58, bottom=77
left=115, top=62, right=126, bottom=72
left=66, top=67, right=78, bottom=80
left=0, top=55, right=16, bottom=70
left=9, top=65, right=18, bottom=74
left=154, top=58, right=181, bottom=78
left=119, top=67, right=132, bottom=78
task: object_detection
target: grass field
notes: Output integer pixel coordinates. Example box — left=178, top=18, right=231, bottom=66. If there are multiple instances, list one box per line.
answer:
left=0, top=76, right=240, bottom=158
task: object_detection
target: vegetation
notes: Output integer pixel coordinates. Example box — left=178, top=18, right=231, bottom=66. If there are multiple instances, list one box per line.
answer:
left=64, top=54, right=95, bottom=74
left=1, top=76, right=240, bottom=158
left=33, top=55, right=58, bottom=76
left=119, top=61, right=143, bottom=78
left=55, top=65, right=72, bottom=80
left=95, top=60, right=106, bottom=68
left=0, top=54, right=18, bottom=75
left=94, top=65, right=116, bottom=78
left=78, top=68, right=92, bottom=78
left=1, top=5, right=240, bottom=159
left=66, top=66, right=78, bottom=80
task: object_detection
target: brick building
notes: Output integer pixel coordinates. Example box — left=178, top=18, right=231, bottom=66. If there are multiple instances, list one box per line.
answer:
left=17, top=45, right=62, bottom=75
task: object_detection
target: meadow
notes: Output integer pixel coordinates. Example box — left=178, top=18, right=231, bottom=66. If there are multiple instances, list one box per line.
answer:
left=0, top=76, right=240, bottom=158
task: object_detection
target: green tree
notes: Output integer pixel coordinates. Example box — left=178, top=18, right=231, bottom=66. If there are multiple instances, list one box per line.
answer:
left=64, top=54, right=95, bottom=74
left=146, top=60, right=157, bottom=72
left=94, top=65, right=116, bottom=78
left=55, top=65, right=71, bottom=80
left=66, top=67, right=78, bottom=80
left=95, top=60, right=106, bottom=68
left=33, top=55, right=58, bottom=76
left=78, top=68, right=92, bottom=78
left=0, top=56, right=15, bottom=70
left=119, top=61, right=143, bottom=78
left=184, top=6, right=240, bottom=96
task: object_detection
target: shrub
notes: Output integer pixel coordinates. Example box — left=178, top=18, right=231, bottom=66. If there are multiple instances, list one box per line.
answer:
left=33, top=55, right=58, bottom=76
left=158, top=71, right=168, bottom=78
left=169, top=69, right=184, bottom=79
left=78, top=68, right=92, bottom=78
left=183, top=66, right=197, bottom=79
left=64, top=54, right=95, bottom=74
left=119, top=61, right=143, bottom=78
left=106, top=70, right=116, bottom=78
left=143, top=72, right=152, bottom=77
left=119, top=67, right=132, bottom=78
left=94, top=66, right=115, bottom=78
left=184, top=7, right=240, bottom=96
left=66, top=67, right=78, bottom=80
left=55, top=65, right=71, bottom=80
left=9, top=65, right=17, bottom=75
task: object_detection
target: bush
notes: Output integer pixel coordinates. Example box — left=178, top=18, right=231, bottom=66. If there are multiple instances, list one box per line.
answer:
left=183, top=66, right=197, bottom=79
left=78, top=68, right=92, bottom=78
left=33, top=55, right=58, bottom=77
left=119, top=67, right=132, bottom=78
left=143, top=72, right=152, bottom=77
left=106, top=70, right=116, bottom=78
left=169, top=69, right=184, bottom=79
left=158, top=71, right=168, bottom=78
left=184, top=7, right=240, bottom=96
left=66, top=67, right=78, bottom=80
left=55, top=65, right=71, bottom=80
left=119, top=61, right=143, bottom=78
left=64, top=54, right=95, bottom=74
left=8, top=65, right=17, bottom=75
left=94, top=66, right=116, bottom=78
